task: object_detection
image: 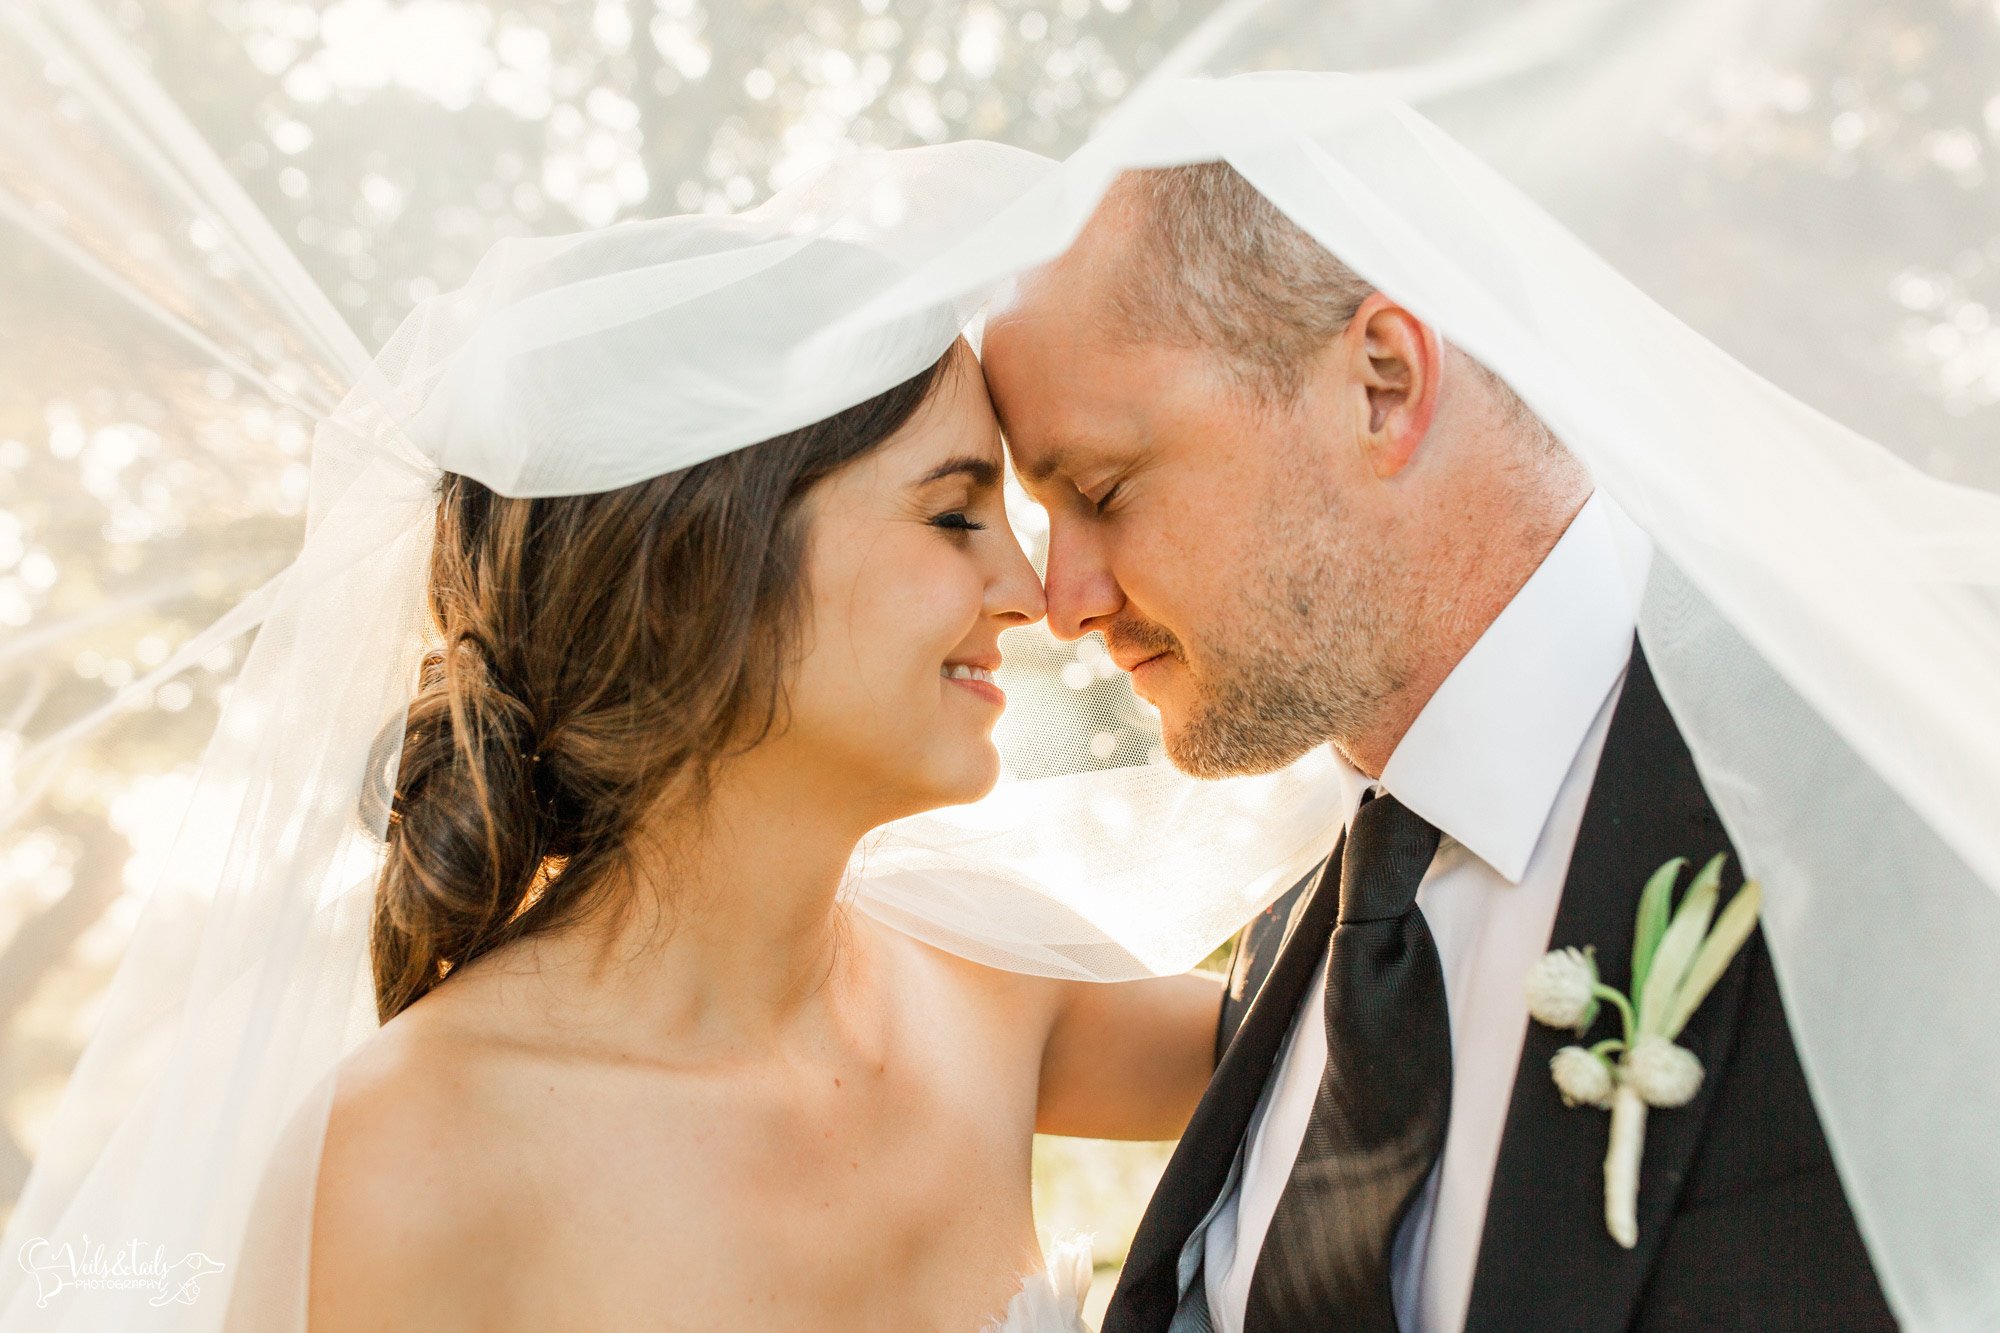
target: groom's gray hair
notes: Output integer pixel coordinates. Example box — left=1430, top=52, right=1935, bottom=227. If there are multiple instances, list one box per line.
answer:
left=1111, top=162, right=1557, bottom=448
left=1108, top=162, right=1374, bottom=405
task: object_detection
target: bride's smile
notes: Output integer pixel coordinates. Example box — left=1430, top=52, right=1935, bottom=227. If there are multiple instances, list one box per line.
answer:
left=767, top=338, right=1043, bottom=825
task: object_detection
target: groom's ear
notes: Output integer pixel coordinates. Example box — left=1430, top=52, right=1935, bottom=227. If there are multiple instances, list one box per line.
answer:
left=1348, top=295, right=1443, bottom=480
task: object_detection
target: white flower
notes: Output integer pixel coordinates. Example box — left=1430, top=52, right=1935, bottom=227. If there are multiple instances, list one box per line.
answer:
left=1525, top=946, right=1599, bottom=1031
left=1550, top=1045, right=1616, bottom=1109
left=1623, top=1034, right=1704, bottom=1108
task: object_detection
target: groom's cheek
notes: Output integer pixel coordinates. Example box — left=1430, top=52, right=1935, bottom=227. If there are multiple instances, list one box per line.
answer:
left=1127, top=502, right=1211, bottom=611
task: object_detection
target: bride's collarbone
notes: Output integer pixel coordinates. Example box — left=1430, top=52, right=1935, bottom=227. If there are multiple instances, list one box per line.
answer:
left=319, top=968, right=1059, bottom=1330
left=325, top=981, right=1043, bottom=1328
left=349, top=933, right=1044, bottom=1207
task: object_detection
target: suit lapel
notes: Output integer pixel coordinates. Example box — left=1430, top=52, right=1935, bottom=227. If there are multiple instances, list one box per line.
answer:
left=1215, top=863, right=1321, bottom=1062
left=1464, top=642, right=1756, bottom=1332
left=1103, top=842, right=1343, bottom=1333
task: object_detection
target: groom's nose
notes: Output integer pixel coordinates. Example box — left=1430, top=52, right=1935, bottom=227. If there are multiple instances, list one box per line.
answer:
left=1040, top=520, right=1123, bottom=642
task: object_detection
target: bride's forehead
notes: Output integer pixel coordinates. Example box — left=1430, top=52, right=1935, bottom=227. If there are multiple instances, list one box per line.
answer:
left=842, top=375, right=1002, bottom=480
left=912, top=354, right=1003, bottom=445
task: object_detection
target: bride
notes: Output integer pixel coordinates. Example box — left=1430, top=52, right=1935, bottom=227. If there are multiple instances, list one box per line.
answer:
left=302, top=337, right=1221, bottom=1329
left=306, top=334, right=1221, bottom=1331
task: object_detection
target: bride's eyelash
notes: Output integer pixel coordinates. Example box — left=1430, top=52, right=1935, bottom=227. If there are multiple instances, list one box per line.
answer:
left=931, top=511, right=987, bottom=533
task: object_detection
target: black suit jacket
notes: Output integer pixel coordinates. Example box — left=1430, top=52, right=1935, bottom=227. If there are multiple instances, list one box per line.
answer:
left=1104, top=645, right=1896, bottom=1331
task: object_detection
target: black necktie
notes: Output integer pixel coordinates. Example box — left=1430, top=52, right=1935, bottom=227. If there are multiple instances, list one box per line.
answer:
left=1245, top=789, right=1449, bottom=1332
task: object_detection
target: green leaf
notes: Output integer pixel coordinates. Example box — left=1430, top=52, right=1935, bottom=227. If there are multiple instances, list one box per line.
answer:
left=1637, top=853, right=1725, bottom=1037
left=1662, top=880, right=1762, bottom=1039
left=1629, top=857, right=1686, bottom=1005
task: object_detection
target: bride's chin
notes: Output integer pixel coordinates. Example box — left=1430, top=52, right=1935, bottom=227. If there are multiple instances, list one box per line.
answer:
left=923, top=738, right=1004, bottom=809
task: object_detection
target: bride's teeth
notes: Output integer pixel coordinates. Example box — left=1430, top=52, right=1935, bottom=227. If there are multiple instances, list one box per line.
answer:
left=942, top=664, right=996, bottom=684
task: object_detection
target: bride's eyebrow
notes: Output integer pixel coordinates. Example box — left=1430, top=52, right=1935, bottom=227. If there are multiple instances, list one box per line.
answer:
left=913, top=456, right=1001, bottom=490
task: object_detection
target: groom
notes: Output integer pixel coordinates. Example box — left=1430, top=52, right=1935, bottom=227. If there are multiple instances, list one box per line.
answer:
left=983, top=164, right=1897, bottom=1331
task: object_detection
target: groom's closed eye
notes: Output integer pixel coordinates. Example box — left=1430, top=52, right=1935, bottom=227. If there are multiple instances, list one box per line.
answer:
left=1012, top=436, right=1145, bottom=519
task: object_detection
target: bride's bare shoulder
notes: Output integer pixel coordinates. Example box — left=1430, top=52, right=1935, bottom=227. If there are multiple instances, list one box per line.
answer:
left=308, top=1005, right=518, bottom=1331
left=857, top=910, right=1065, bottom=1041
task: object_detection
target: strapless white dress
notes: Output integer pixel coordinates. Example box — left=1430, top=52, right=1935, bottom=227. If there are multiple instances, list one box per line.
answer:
left=988, top=1235, right=1095, bottom=1332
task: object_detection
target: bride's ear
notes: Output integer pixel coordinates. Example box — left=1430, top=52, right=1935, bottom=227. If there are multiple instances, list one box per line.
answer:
left=1349, top=294, right=1443, bottom=480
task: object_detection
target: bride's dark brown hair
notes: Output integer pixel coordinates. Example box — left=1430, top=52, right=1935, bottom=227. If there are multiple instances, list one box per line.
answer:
left=367, top=350, right=957, bottom=1022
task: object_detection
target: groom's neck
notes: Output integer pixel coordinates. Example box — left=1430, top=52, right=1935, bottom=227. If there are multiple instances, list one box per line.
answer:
left=1335, top=488, right=1592, bottom=779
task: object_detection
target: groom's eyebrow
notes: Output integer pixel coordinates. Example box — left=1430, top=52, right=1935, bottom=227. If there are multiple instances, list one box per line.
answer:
left=1020, top=448, right=1066, bottom=485
left=1018, top=439, right=1110, bottom=486
left=914, top=456, right=1002, bottom=489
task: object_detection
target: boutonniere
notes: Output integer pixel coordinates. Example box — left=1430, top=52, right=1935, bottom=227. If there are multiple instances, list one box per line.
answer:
left=1522, top=854, right=1761, bottom=1249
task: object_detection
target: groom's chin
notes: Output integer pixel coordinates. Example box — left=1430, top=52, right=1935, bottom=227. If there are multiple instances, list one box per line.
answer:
left=1158, top=715, right=1307, bottom=781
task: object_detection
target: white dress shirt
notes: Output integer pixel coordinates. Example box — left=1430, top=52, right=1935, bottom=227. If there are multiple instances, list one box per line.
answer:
left=1201, top=491, right=1652, bottom=1333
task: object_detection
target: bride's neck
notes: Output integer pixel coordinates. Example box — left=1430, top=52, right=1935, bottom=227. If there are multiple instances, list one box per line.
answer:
left=516, top=749, right=882, bottom=1060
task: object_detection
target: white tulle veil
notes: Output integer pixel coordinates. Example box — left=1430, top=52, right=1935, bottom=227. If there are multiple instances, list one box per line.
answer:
left=4, top=3, right=1999, bottom=1331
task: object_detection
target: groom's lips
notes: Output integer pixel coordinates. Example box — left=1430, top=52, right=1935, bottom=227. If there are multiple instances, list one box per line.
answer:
left=1115, top=649, right=1170, bottom=674
left=1123, top=652, right=1176, bottom=698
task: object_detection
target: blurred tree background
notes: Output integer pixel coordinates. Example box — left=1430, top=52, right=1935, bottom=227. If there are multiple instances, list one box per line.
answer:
left=1, top=0, right=1994, bottom=1317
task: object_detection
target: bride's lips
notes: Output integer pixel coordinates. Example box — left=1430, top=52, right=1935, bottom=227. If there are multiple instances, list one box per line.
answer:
left=942, top=660, right=1005, bottom=707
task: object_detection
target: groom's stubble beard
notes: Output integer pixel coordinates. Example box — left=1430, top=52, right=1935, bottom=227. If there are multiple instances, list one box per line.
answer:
left=1143, top=459, right=1414, bottom=780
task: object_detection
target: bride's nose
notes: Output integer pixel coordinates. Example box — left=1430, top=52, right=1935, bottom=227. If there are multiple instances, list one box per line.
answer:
left=987, top=539, right=1047, bottom=628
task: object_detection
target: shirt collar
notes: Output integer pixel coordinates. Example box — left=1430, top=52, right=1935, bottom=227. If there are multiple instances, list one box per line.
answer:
left=1348, top=491, right=1651, bottom=884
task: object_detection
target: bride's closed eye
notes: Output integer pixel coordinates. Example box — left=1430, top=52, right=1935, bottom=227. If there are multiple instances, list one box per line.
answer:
left=931, top=510, right=988, bottom=534
left=909, top=453, right=1003, bottom=537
